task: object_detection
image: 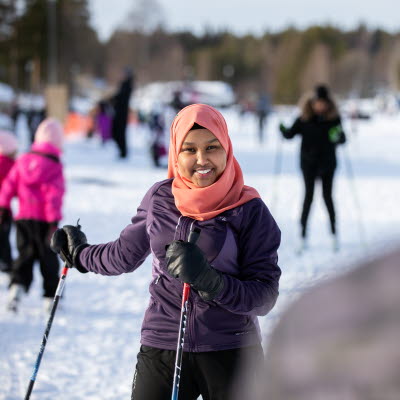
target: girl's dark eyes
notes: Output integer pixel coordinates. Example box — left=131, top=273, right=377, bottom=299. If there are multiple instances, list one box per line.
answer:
left=181, top=146, right=219, bottom=153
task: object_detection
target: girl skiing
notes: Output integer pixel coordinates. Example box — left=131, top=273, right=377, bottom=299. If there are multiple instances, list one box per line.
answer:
left=0, top=130, right=18, bottom=273
left=279, top=84, right=346, bottom=252
left=0, top=118, right=65, bottom=312
left=51, top=104, right=281, bottom=400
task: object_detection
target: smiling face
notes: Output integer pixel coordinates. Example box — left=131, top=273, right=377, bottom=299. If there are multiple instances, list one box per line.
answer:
left=177, top=128, right=227, bottom=188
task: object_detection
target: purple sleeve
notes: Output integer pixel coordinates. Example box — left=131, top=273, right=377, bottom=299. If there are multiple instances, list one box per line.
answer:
left=78, top=186, right=154, bottom=275
left=213, top=199, right=281, bottom=316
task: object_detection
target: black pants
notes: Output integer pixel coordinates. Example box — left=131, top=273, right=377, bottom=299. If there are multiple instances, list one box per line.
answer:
left=301, top=167, right=336, bottom=237
left=10, top=220, right=60, bottom=297
left=0, top=212, right=12, bottom=271
left=131, top=345, right=263, bottom=400
left=112, top=120, right=128, bottom=158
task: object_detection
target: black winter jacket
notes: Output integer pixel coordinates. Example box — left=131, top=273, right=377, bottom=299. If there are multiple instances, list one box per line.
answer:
left=282, top=115, right=346, bottom=173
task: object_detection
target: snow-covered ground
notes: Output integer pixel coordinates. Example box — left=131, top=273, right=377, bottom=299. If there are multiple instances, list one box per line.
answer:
left=1, top=108, right=400, bottom=399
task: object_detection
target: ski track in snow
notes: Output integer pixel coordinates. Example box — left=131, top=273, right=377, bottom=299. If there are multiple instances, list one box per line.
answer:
left=1, top=109, right=400, bottom=399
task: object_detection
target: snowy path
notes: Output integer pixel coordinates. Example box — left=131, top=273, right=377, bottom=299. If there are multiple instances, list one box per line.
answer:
left=1, top=109, right=399, bottom=399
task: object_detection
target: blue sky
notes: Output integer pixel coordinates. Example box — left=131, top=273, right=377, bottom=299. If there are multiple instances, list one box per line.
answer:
left=89, top=0, right=400, bottom=42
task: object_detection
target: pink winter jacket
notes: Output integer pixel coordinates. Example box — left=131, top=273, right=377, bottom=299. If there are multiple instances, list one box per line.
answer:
left=0, top=142, right=65, bottom=222
left=0, top=154, right=15, bottom=188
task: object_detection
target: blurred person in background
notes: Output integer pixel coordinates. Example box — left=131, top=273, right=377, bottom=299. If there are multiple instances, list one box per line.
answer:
left=279, top=84, right=346, bottom=252
left=94, top=98, right=113, bottom=144
left=237, top=246, right=400, bottom=400
left=148, top=105, right=168, bottom=168
left=0, top=130, right=18, bottom=273
left=256, top=93, right=271, bottom=143
left=111, top=67, right=134, bottom=159
left=10, top=97, right=21, bottom=132
left=0, top=119, right=65, bottom=312
left=171, top=90, right=185, bottom=113
left=27, top=106, right=47, bottom=144
left=51, top=103, right=281, bottom=400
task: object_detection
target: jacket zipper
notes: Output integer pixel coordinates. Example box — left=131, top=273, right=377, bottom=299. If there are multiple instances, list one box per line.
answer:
left=179, top=216, right=192, bottom=241
left=175, top=215, right=196, bottom=241
left=174, top=216, right=183, bottom=240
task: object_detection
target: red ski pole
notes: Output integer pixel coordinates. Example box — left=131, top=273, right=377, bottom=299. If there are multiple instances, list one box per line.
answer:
left=171, top=227, right=201, bottom=400
left=24, top=261, right=69, bottom=400
left=25, top=224, right=79, bottom=400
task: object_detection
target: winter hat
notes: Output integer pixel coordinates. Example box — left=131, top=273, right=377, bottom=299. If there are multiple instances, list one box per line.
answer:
left=34, top=118, right=63, bottom=149
left=0, top=130, right=18, bottom=155
left=315, top=84, right=330, bottom=100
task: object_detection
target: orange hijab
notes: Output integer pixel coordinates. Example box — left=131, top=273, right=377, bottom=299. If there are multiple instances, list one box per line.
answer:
left=167, top=103, right=260, bottom=221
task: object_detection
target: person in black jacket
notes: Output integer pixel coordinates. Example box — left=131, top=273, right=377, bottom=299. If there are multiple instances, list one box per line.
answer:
left=279, top=85, right=346, bottom=252
left=111, top=68, right=134, bottom=159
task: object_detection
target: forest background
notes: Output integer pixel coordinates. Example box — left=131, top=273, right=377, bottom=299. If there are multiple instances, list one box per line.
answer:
left=1, top=0, right=400, bottom=104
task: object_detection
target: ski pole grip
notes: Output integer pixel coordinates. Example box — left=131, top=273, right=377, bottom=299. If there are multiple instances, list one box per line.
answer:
left=183, top=227, right=201, bottom=294
left=188, top=227, right=201, bottom=244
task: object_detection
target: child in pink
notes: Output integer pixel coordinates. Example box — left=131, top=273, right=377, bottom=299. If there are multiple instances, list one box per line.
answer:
left=0, top=130, right=18, bottom=272
left=0, top=118, right=65, bottom=311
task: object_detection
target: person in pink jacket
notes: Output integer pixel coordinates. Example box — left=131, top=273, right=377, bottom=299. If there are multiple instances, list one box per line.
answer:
left=0, top=130, right=18, bottom=273
left=0, top=118, right=65, bottom=312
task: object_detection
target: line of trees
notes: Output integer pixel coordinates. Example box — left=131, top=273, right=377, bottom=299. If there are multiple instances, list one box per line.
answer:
left=1, top=0, right=400, bottom=103
left=0, top=0, right=101, bottom=93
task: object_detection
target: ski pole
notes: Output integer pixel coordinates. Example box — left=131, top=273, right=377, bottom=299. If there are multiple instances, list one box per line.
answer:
left=341, top=146, right=367, bottom=249
left=270, top=130, right=284, bottom=213
left=171, top=226, right=201, bottom=400
left=24, top=230, right=72, bottom=400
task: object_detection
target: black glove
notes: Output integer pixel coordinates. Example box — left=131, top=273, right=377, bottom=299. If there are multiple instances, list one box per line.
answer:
left=166, top=241, right=224, bottom=301
left=50, top=225, right=89, bottom=273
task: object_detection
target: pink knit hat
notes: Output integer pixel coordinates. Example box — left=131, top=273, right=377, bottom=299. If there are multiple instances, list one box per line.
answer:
left=0, top=130, right=18, bottom=155
left=34, top=118, right=64, bottom=149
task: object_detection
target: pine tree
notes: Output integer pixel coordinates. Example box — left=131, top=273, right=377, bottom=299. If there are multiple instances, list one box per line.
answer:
left=0, top=0, right=17, bottom=82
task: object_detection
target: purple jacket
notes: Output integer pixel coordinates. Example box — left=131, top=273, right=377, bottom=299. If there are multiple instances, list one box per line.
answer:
left=96, top=113, right=112, bottom=141
left=79, top=179, right=281, bottom=352
left=0, top=142, right=65, bottom=222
